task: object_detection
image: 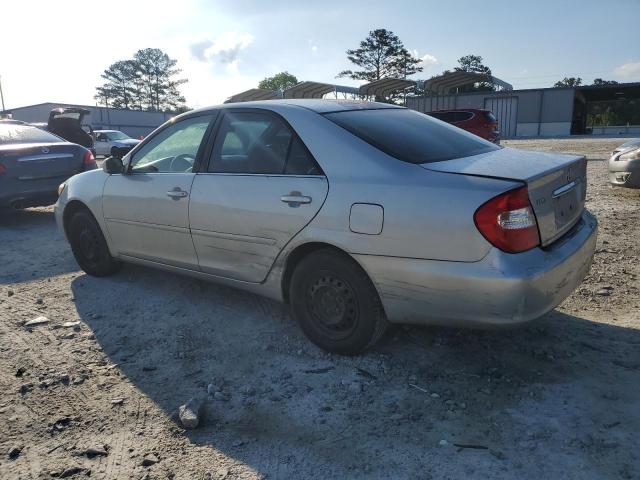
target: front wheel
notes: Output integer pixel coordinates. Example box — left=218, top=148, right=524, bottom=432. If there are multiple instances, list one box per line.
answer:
left=289, top=249, right=388, bottom=355
left=68, top=210, right=120, bottom=277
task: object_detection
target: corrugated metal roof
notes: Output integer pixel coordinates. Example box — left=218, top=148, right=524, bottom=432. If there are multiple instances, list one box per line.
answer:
left=359, top=78, right=416, bottom=97
left=422, top=72, right=513, bottom=94
left=283, top=81, right=335, bottom=99
left=224, top=89, right=280, bottom=103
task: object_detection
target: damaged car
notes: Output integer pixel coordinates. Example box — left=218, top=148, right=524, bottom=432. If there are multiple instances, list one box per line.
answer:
left=55, top=100, right=597, bottom=355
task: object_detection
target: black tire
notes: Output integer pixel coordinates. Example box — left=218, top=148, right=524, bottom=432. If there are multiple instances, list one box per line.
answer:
left=289, top=249, right=388, bottom=355
left=68, top=210, right=120, bottom=277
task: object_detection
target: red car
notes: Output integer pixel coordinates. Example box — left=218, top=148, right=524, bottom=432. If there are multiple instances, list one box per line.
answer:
left=427, top=109, right=500, bottom=144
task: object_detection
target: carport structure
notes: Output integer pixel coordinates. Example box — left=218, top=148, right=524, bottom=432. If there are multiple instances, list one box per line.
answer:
left=224, top=79, right=415, bottom=104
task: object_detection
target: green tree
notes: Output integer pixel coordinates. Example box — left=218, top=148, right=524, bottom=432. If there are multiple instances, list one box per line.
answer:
left=454, top=55, right=494, bottom=91
left=258, top=71, right=299, bottom=92
left=338, top=28, right=423, bottom=82
left=94, top=48, right=188, bottom=112
left=94, top=60, right=139, bottom=109
left=554, top=77, right=582, bottom=87
left=592, top=78, right=619, bottom=86
left=134, top=48, right=187, bottom=111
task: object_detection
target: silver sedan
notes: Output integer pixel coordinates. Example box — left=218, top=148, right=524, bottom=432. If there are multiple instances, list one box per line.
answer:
left=608, top=138, right=640, bottom=188
left=55, top=100, right=597, bottom=355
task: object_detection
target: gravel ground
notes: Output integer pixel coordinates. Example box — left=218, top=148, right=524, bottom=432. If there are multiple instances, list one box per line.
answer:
left=1, top=138, right=639, bottom=480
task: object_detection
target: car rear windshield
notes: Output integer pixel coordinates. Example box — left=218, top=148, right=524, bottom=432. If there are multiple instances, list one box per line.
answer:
left=324, top=108, right=500, bottom=164
left=0, top=124, right=63, bottom=145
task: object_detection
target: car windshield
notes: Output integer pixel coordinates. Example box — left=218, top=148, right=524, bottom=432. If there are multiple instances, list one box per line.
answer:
left=0, top=124, right=64, bottom=145
left=324, top=108, right=500, bottom=164
left=107, top=131, right=130, bottom=140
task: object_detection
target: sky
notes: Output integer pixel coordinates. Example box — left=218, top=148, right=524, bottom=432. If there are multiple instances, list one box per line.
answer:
left=1, top=0, right=639, bottom=110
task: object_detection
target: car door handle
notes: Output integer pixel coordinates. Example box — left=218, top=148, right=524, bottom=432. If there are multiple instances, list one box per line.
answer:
left=281, top=193, right=312, bottom=206
left=166, top=188, right=188, bottom=199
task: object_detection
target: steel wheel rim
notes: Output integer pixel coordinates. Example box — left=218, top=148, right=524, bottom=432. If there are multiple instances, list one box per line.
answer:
left=77, top=225, right=100, bottom=264
left=306, top=273, right=358, bottom=340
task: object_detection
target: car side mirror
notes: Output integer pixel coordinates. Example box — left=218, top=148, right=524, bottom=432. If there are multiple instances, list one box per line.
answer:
left=103, top=156, right=124, bottom=175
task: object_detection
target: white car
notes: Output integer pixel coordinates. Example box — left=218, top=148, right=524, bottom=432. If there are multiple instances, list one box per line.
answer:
left=94, top=130, right=140, bottom=158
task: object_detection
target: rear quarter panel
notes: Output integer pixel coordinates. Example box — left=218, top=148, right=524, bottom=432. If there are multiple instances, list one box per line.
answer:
left=267, top=105, right=522, bottom=262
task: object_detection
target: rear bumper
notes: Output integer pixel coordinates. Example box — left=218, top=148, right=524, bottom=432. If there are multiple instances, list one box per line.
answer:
left=0, top=190, right=58, bottom=210
left=355, top=210, right=597, bottom=327
left=608, top=157, right=640, bottom=188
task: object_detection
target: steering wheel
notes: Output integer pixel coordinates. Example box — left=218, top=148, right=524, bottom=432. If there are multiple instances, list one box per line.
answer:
left=169, top=153, right=196, bottom=172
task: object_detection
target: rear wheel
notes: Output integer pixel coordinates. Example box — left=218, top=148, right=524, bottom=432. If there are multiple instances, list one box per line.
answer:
left=289, top=249, right=388, bottom=355
left=68, top=210, right=120, bottom=276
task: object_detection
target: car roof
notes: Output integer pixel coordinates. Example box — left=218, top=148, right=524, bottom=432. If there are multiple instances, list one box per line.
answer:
left=191, top=99, right=403, bottom=115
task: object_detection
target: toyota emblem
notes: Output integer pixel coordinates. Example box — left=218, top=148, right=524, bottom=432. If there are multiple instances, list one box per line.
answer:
left=41, top=146, right=50, bottom=154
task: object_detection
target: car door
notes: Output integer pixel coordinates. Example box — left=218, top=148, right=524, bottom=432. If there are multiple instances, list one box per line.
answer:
left=95, top=133, right=109, bottom=156
left=102, top=113, right=216, bottom=269
left=190, top=109, right=328, bottom=282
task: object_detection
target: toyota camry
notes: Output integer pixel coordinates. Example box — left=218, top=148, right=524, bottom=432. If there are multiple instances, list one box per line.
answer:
left=55, top=100, right=597, bottom=355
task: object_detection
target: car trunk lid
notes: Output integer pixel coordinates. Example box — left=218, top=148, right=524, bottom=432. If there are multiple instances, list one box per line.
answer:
left=0, top=143, right=83, bottom=181
left=421, top=147, right=587, bottom=246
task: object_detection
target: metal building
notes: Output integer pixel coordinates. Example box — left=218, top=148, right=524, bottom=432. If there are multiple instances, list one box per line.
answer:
left=1, top=102, right=175, bottom=138
left=407, top=77, right=640, bottom=138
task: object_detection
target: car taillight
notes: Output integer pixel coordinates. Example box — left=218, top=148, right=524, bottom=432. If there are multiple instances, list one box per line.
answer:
left=0, top=163, right=6, bottom=175
left=474, top=186, right=540, bottom=253
left=83, top=150, right=96, bottom=167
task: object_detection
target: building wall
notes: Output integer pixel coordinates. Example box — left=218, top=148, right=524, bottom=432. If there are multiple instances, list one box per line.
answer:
left=5, top=103, right=174, bottom=138
left=406, top=87, right=576, bottom=138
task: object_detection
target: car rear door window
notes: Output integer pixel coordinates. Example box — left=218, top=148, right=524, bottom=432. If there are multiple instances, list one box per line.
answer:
left=325, top=108, right=500, bottom=164
left=209, top=111, right=322, bottom=175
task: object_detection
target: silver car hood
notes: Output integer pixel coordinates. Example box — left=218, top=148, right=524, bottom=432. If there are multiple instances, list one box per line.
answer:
left=420, top=147, right=583, bottom=182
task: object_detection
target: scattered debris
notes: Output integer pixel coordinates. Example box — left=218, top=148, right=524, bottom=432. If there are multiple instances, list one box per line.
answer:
left=19, top=383, right=34, bottom=394
left=141, top=453, right=160, bottom=467
left=15, top=367, right=26, bottom=378
left=24, top=316, right=49, bottom=327
left=303, top=366, right=335, bottom=374
left=355, top=367, right=377, bottom=380
left=438, top=440, right=449, bottom=446
left=453, top=443, right=488, bottom=451
left=409, top=383, right=428, bottom=393
left=82, top=445, right=109, bottom=458
left=8, top=445, right=22, bottom=460
left=61, top=321, right=81, bottom=328
left=110, top=398, right=125, bottom=405
left=179, top=397, right=205, bottom=430
left=58, top=466, right=90, bottom=478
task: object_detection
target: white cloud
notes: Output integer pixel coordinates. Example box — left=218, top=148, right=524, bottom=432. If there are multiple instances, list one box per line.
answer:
left=412, top=50, right=438, bottom=67
left=614, top=62, right=640, bottom=80
left=311, top=45, right=318, bottom=52
left=190, top=32, right=254, bottom=72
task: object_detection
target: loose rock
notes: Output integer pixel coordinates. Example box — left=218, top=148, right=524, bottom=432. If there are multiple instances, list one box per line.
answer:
left=24, top=316, right=49, bottom=327
left=8, top=445, right=22, bottom=460
left=141, top=453, right=160, bottom=467
left=179, top=397, right=205, bottom=429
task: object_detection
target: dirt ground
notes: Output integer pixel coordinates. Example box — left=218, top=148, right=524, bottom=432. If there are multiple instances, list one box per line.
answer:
left=1, top=138, right=639, bottom=480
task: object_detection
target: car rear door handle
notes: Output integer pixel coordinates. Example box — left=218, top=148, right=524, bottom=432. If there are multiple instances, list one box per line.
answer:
left=167, top=188, right=188, bottom=199
left=281, top=193, right=312, bottom=206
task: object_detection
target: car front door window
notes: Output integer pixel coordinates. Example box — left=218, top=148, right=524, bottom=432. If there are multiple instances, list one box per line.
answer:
left=130, top=115, right=214, bottom=173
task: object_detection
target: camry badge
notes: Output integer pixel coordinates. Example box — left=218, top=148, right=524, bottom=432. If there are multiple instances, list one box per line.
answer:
left=41, top=146, right=50, bottom=154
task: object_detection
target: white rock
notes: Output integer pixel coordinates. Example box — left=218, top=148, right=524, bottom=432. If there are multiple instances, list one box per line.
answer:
left=24, top=316, right=49, bottom=327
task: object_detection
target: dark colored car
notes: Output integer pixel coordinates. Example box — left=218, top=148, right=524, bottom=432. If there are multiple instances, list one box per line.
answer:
left=0, top=123, right=96, bottom=210
left=427, top=109, right=500, bottom=144
left=47, top=107, right=95, bottom=154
